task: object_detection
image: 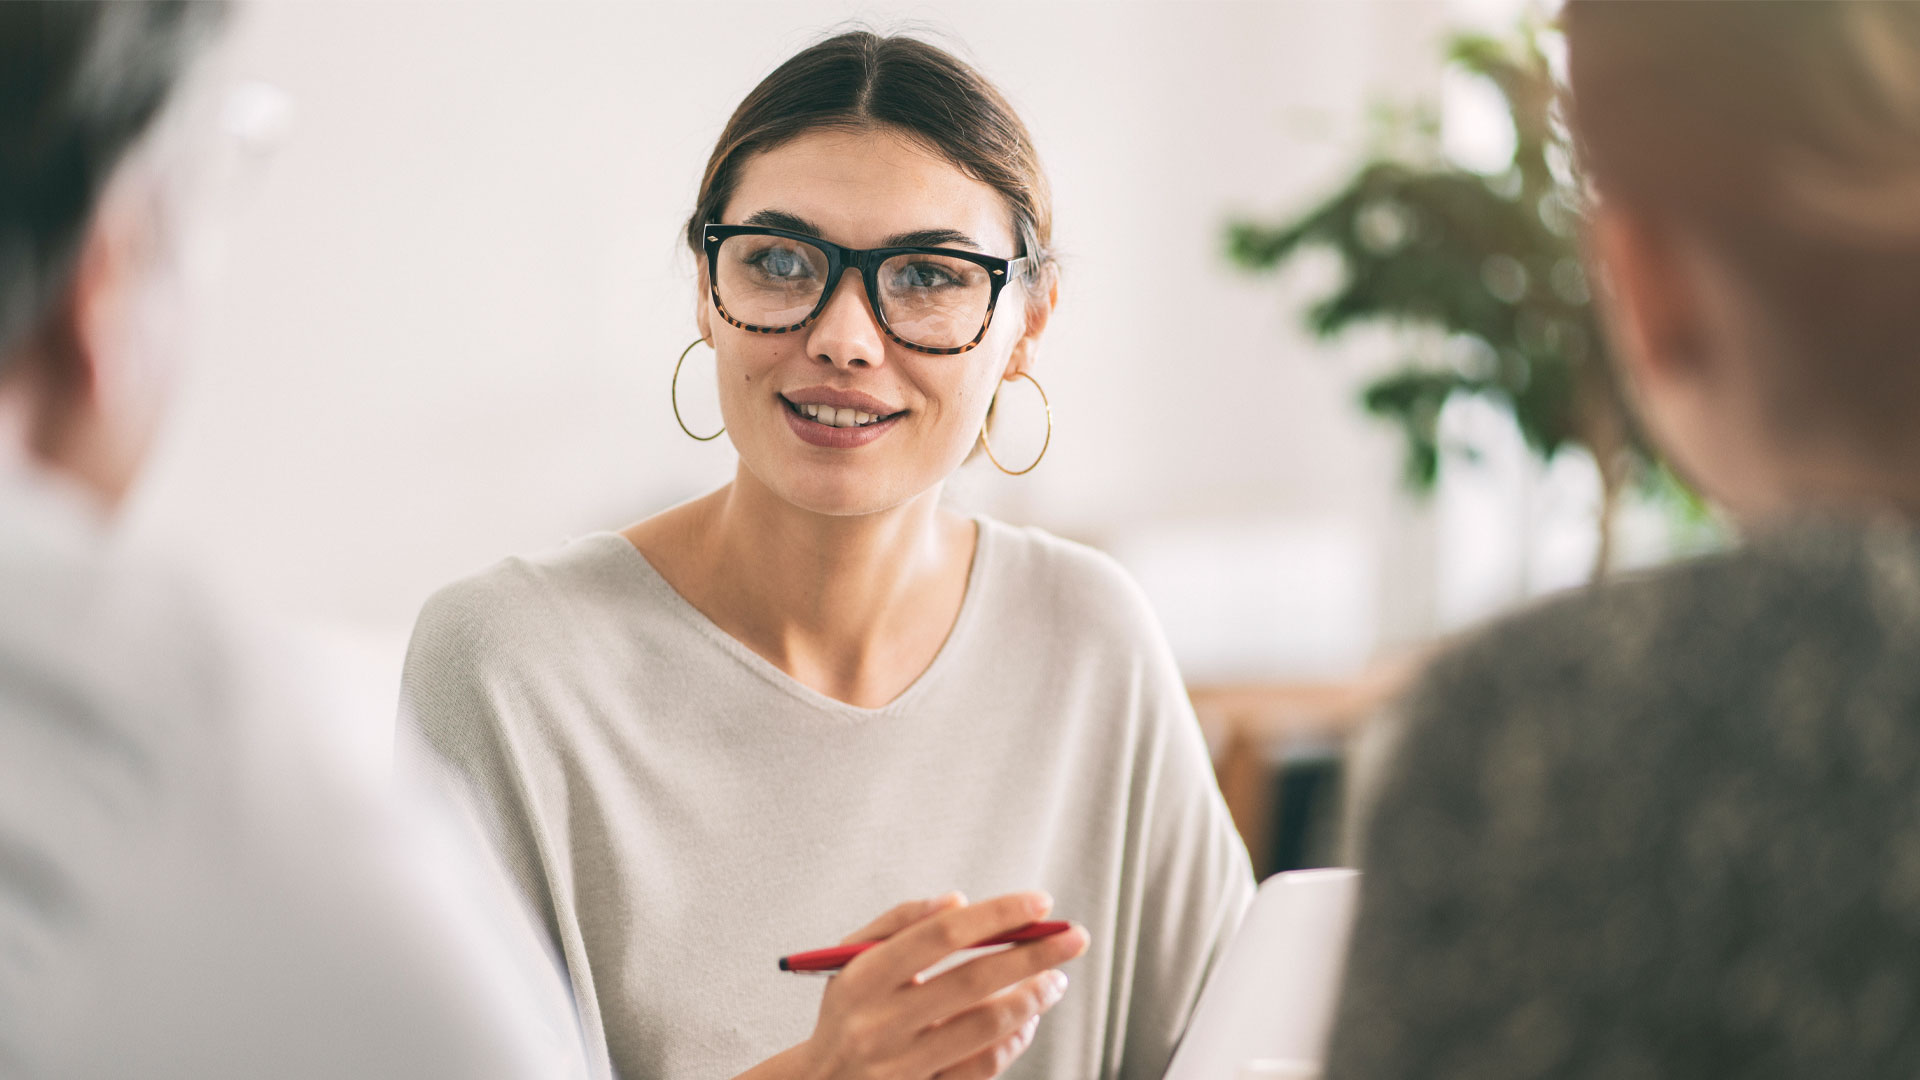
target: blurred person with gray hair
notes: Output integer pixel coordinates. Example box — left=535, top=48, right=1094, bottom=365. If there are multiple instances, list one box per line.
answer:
left=0, top=4, right=587, bottom=1076
left=1325, top=3, right=1920, bottom=1078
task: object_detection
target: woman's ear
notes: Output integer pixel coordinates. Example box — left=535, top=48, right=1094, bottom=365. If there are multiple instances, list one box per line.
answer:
left=693, top=259, right=713, bottom=344
left=18, top=194, right=176, bottom=509
left=1003, top=274, right=1058, bottom=379
left=1588, top=205, right=1705, bottom=394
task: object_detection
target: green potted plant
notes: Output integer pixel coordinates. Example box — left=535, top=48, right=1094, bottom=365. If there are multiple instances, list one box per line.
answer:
left=1227, top=21, right=1687, bottom=577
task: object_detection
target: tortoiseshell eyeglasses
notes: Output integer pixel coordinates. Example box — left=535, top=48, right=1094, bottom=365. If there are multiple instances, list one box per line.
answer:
left=702, top=223, right=1029, bottom=355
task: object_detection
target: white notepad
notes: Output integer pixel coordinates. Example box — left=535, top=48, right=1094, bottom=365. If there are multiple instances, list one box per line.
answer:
left=1162, top=868, right=1361, bottom=1080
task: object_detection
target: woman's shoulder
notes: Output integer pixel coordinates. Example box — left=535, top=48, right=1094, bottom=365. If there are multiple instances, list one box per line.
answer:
left=976, top=516, right=1164, bottom=645
left=1397, top=514, right=1920, bottom=792
left=1436, top=514, right=1920, bottom=692
left=408, top=532, right=642, bottom=663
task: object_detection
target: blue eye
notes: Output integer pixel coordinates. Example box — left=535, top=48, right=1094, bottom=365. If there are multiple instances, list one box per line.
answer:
left=751, top=246, right=813, bottom=281
left=891, top=261, right=961, bottom=290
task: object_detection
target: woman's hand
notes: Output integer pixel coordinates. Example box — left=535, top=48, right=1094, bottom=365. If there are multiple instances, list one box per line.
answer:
left=784, top=891, right=1089, bottom=1080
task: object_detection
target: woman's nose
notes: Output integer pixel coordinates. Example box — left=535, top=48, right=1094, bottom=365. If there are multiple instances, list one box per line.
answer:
left=807, top=268, right=887, bottom=369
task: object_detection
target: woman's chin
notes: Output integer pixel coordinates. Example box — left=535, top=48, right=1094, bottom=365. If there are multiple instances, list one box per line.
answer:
left=759, top=467, right=924, bottom=519
left=787, top=485, right=910, bottom=518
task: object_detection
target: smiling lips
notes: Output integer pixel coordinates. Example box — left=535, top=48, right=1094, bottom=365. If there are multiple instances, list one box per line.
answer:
left=779, top=390, right=905, bottom=448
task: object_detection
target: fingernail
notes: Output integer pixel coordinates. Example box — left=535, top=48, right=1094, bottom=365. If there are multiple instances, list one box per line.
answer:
left=1044, top=970, right=1069, bottom=1003
left=1029, top=891, right=1053, bottom=917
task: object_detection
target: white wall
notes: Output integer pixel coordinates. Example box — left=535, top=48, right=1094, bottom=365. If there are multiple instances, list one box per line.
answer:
left=125, top=1, right=1459, bottom=683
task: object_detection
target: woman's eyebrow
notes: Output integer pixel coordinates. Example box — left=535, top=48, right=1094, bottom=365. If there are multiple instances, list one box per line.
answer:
left=883, top=228, right=982, bottom=251
left=740, top=211, right=986, bottom=253
left=743, top=209, right=825, bottom=236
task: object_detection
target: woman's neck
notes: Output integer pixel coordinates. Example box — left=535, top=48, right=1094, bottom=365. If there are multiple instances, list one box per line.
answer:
left=625, top=465, right=976, bottom=708
left=1722, top=426, right=1920, bottom=530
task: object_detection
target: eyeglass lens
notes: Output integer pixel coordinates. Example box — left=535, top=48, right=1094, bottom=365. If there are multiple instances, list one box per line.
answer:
left=713, top=234, right=995, bottom=351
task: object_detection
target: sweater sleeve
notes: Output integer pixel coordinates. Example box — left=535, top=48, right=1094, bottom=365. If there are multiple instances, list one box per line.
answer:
left=1112, top=597, right=1259, bottom=1080
left=395, top=576, right=615, bottom=1080
left=397, top=582, right=555, bottom=937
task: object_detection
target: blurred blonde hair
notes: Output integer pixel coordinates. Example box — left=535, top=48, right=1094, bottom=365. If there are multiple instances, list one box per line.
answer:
left=1779, top=3, right=1920, bottom=246
left=1566, top=0, right=1920, bottom=437
left=1569, top=1, right=1920, bottom=245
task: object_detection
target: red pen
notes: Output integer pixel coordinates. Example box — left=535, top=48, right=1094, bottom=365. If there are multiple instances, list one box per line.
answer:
left=780, top=920, right=1073, bottom=973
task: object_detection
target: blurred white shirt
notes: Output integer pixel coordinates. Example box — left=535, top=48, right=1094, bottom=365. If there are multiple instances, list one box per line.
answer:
left=0, top=468, right=589, bottom=1079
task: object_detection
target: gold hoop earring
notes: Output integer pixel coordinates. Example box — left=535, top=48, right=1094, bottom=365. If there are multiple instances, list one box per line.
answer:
left=980, top=371, right=1051, bottom=476
left=671, top=338, right=725, bottom=441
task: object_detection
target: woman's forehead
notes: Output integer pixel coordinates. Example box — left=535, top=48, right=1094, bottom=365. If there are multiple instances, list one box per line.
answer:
left=722, top=128, right=1018, bottom=256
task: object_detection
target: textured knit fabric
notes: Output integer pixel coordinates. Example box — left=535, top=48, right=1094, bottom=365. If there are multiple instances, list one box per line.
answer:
left=1325, top=516, right=1920, bottom=1080
left=0, top=471, right=589, bottom=1080
left=400, top=516, right=1255, bottom=1080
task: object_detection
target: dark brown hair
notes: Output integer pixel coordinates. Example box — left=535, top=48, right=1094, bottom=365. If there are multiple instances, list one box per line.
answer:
left=685, top=31, right=1054, bottom=294
left=0, top=0, right=228, bottom=366
left=1566, top=1, right=1920, bottom=384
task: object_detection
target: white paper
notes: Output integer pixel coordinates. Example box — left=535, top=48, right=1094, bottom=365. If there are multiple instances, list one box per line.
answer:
left=1163, top=868, right=1360, bottom=1080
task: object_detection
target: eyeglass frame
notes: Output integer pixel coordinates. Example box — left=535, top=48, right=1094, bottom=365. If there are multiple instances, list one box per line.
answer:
left=700, top=223, right=1031, bottom=356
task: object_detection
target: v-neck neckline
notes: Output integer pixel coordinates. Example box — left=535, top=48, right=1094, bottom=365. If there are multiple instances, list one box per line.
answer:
left=598, top=517, right=996, bottom=721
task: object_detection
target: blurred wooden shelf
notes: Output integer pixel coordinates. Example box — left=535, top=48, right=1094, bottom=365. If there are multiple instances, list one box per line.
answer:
left=1189, top=656, right=1421, bottom=876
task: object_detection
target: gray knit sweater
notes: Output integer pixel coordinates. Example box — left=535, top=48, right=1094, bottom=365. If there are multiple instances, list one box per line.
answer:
left=1327, top=516, right=1920, bottom=1079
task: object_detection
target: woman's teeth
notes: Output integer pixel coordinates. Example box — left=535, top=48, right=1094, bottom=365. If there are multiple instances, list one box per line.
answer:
left=796, top=402, right=886, bottom=428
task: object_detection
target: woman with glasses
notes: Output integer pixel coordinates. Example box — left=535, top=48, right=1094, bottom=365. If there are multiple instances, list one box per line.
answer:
left=399, top=31, right=1254, bottom=1080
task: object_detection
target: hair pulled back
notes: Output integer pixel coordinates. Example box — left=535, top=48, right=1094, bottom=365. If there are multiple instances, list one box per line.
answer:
left=686, top=31, right=1054, bottom=293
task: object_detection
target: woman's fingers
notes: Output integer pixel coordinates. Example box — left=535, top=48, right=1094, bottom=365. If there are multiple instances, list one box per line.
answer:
left=901, top=922, right=1088, bottom=1030
left=806, top=893, right=1083, bottom=1080
left=910, top=970, right=1066, bottom=1077
left=839, top=893, right=967, bottom=946
left=847, top=892, right=1055, bottom=990
left=930, top=1012, right=1044, bottom=1080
